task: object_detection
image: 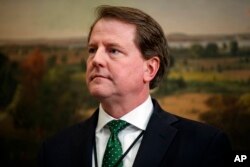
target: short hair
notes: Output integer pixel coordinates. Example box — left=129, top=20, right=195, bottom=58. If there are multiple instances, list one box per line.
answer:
left=88, top=5, right=170, bottom=89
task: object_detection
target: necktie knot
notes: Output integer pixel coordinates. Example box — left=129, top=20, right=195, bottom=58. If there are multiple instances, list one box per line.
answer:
left=107, top=120, right=129, bottom=134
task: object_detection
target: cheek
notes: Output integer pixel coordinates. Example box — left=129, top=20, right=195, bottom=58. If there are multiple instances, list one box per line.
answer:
left=86, top=60, right=92, bottom=70
left=115, top=62, right=145, bottom=83
left=85, top=62, right=92, bottom=82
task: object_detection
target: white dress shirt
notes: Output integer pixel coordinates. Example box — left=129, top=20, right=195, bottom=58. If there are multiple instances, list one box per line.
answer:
left=92, top=96, right=153, bottom=167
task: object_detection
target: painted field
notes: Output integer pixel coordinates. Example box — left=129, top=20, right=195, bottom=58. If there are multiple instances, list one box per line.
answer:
left=158, top=93, right=212, bottom=121
left=168, top=70, right=250, bottom=82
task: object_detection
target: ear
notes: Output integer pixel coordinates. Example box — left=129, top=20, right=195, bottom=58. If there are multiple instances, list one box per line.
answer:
left=143, top=56, right=160, bottom=83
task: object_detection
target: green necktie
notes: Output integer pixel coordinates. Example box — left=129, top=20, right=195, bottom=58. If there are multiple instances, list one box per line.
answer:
left=102, top=120, right=129, bottom=167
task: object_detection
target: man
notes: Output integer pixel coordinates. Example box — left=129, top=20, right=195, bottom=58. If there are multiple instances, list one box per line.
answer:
left=38, top=5, right=231, bottom=167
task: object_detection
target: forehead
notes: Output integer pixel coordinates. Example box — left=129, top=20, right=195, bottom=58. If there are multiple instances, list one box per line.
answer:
left=89, top=18, right=136, bottom=42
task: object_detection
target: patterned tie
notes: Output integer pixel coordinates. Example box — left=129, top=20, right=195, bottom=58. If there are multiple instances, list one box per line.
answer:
left=102, top=120, right=129, bottom=167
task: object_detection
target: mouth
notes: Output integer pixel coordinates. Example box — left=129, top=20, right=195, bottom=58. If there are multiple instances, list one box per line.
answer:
left=90, top=74, right=110, bottom=81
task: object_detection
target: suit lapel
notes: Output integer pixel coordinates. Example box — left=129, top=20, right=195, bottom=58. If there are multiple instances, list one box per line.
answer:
left=70, top=110, right=99, bottom=167
left=133, top=100, right=178, bottom=167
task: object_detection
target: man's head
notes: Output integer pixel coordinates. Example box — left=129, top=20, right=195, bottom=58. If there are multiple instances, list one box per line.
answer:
left=87, top=5, right=170, bottom=89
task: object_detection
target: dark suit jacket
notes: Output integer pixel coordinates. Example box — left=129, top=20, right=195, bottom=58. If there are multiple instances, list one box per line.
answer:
left=38, top=99, right=231, bottom=167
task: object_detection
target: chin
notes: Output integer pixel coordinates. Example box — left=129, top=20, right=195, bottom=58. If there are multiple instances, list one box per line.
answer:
left=89, top=88, right=110, bottom=99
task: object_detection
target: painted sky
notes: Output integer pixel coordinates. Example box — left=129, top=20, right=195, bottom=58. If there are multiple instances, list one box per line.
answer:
left=0, top=0, right=250, bottom=39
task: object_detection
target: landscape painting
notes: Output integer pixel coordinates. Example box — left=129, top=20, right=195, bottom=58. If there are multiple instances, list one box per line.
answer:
left=0, top=0, right=250, bottom=166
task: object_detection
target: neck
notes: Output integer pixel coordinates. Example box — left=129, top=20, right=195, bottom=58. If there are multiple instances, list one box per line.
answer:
left=100, top=94, right=150, bottom=119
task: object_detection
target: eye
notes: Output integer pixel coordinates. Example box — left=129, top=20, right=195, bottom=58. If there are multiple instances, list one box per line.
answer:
left=109, top=48, right=120, bottom=55
left=88, top=47, right=96, bottom=54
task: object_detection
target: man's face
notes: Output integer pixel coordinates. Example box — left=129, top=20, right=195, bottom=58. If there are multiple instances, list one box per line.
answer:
left=86, top=18, right=149, bottom=101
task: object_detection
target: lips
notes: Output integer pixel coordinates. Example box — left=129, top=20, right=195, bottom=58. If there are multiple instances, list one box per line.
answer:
left=90, top=74, right=111, bottom=81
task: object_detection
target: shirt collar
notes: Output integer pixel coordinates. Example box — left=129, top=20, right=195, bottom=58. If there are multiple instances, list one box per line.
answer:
left=96, top=96, right=153, bottom=132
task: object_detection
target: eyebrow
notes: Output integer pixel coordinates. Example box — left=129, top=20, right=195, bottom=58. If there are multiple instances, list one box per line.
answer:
left=106, top=42, right=122, bottom=48
left=88, top=42, right=125, bottom=50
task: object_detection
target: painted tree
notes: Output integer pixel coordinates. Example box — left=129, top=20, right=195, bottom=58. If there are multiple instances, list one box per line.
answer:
left=12, top=48, right=45, bottom=129
left=200, top=94, right=250, bottom=150
left=203, top=43, right=219, bottom=57
left=229, top=40, right=239, bottom=56
left=0, top=52, right=19, bottom=110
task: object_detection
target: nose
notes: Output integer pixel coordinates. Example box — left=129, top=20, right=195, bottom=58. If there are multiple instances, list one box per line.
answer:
left=90, top=47, right=106, bottom=67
